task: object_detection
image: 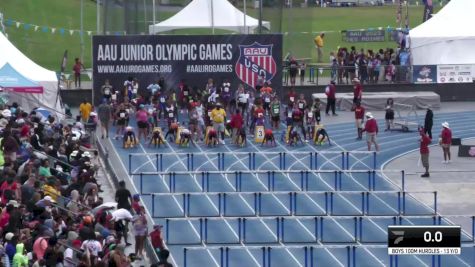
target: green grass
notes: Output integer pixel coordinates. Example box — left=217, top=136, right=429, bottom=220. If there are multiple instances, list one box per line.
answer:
left=257, top=5, right=440, bottom=61
left=0, top=1, right=439, bottom=71
left=1, top=0, right=97, bottom=70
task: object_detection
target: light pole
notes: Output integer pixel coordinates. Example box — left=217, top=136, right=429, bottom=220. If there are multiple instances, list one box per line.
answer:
left=80, top=0, right=85, bottom=63
left=153, top=0, right=156, bottom=25
left=258, top=0, right=262, bottom=33
left=243, top=0, right=247, bottom=33
left=96, top=0, right=101, bottom=34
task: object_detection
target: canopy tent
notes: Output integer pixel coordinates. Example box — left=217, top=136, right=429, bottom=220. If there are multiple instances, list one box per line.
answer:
left=0, top=63, right=43, bottom=94
left=149, top=0, right=270, bottom=34
left=0, top=32, right=63, bottom=114
left=409, top=0, right=475, bottom=66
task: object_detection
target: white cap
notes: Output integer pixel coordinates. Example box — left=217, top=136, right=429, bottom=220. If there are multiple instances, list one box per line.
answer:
left=365, top=112, right=373, bottom=118
left=2, top=109, right=11, bottom=118
left=5, top=232, right=14, bottom=241
left=44, top=196, right=55, bottom=203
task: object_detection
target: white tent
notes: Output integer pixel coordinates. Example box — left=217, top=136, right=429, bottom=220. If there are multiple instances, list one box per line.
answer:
left=149, top=0, right=270, bottom=34
left=0, top=32, right=63, bottom=114
left=410, top=0, right=475, bottom=66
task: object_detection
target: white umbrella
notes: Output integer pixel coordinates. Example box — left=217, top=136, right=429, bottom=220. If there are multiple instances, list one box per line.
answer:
left=91, top=201, right=117, bottom=214
left=111, top=208, right=133, bottom=221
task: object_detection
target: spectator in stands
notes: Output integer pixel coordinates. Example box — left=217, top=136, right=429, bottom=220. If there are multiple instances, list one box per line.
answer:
left=372, top=55, right=382, bottom=84
left=314, top=33, right=324, bottom=63
left=439, top=122, right=452, bottom=164
left=133, top=206, right=148, bottom=259
left=150, top=225, right=165, bottom=255
left=109, top=243, right=130, bottom=266
left=288, top=57, right=298, bottom=87
left=419, top=127, right=431, bottom=178
left=0, top=99, right=155, bottom=266
left=385, top=60, right=396, bottom=82
left=12, top=242, right=28, bottom=267
left=325, top=81, right=337, bottom=116
left=424, top=106, right=433, bottom=139
left=157, top=249, right=173, bottom=267
left=363, top=112, right=379, bottom=151
left=331, top=58, right=338, bottom=81
left=299, top=61, right=306, bottom=85
left=1, top=129, right=19, bottom=164
left=357, top=54, right=368, bottom=84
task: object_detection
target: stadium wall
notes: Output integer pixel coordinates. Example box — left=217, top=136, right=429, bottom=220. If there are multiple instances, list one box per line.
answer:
left=60, top=82, right=475, bottom=108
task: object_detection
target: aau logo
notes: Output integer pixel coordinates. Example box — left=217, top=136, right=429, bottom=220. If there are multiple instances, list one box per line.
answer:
left=235, top=42, right=277, bottom=88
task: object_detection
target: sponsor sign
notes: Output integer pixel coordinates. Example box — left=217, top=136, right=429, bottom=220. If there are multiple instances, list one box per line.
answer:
left=92, top=35, right=282, bottom=105
left=413, top=65, right=437, bottom=84
left=437, top=65, right=473, bottom=83
left=344, top=30, right=385, bottom=43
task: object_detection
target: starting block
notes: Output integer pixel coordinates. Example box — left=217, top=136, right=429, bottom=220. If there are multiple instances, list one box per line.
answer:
left=175, top=126, right=185, bottom=144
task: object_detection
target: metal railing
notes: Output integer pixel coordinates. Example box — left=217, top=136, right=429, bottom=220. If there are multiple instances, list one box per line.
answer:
left=282, top=64, right=412, bottom=86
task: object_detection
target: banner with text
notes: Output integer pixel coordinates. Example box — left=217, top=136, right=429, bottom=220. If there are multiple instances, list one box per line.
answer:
left=92, top=34, right=282, bottom=105
left=343, top=30, right=386, bottom=43
left=437, top=65, right=473, bottom=83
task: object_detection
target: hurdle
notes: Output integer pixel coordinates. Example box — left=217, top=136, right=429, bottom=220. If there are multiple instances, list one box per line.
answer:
left=168, top=215, right=475, bottom=246
left=127, top=151, right=377, bottom=174
left=182, top=243, right=475, bottom=267
left=141, top=190, right=438, bottom=219
left=135, top=169, right=406, bottom=194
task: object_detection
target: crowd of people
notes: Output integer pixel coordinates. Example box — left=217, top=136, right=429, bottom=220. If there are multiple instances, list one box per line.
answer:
left=0, top=100, right=173, bottom=266
left=95, top=74, right=450, bottom=155
left=0, top=73, right=446, bottom=267
left=287, top=43, right=405, bottom=86
left=96, top=77, right=338, bottom=148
